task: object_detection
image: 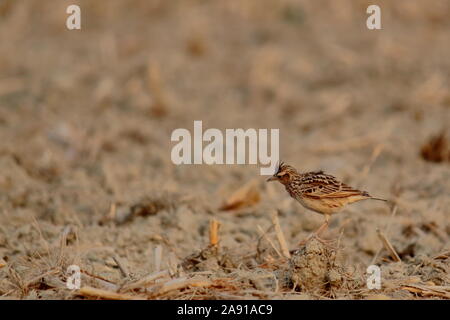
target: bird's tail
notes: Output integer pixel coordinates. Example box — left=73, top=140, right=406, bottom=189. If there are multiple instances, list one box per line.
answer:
left=361, top=191, right=387, bottom=202
left=370, top=197, right=388, bottom=202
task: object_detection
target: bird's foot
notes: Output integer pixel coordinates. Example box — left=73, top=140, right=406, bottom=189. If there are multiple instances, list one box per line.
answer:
left=297, top=233, right=337, bottom=248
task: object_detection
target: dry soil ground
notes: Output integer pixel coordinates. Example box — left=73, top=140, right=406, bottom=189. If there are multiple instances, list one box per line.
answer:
left=0, top=0, right=449, bottom=299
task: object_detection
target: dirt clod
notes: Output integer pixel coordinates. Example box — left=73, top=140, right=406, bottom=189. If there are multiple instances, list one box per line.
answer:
left=421, top=131, right=450, bottom=163
left=288, top=238, right=345, bottom=292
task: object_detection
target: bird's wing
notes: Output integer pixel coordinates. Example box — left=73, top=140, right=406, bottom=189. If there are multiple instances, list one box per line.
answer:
left=299, top=172, right=368, bottom=199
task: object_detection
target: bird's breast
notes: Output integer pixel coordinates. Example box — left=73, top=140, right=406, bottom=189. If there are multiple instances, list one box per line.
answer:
left=285, top=184, right=298, bottom=199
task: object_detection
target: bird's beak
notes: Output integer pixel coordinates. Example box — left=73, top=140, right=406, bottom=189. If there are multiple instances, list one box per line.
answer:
left=266, top=176, right=277, bottom=182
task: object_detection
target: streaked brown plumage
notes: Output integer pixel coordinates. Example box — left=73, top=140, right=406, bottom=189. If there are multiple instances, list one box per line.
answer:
left=267, top=162, right=386, bottom=240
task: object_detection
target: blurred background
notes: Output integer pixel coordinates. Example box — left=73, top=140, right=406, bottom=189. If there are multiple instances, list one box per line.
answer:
left=0, top=0, right=449, bottom=299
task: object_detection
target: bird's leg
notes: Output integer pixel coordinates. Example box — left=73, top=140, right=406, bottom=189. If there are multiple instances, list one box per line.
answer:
left=314, top=215, right=338, bottom=246
left=299, top=215, right=335, bottom=246
left=314, top=217, right=329, bottom=237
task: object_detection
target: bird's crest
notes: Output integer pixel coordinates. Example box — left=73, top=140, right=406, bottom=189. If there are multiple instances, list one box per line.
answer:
left=274, top=161, right=297, bottom=176
left=274, top=161, right=285, bottom=175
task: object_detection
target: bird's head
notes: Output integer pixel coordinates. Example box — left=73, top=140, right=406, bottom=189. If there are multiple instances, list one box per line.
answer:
left=266, top=162, right=297, bottom=185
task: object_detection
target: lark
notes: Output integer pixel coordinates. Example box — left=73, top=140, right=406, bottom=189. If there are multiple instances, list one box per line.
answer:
left=267, top=162, right=386, bottom=241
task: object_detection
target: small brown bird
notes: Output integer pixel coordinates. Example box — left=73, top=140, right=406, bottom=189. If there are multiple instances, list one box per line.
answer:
left=267, top=162, right=386, bottom=240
